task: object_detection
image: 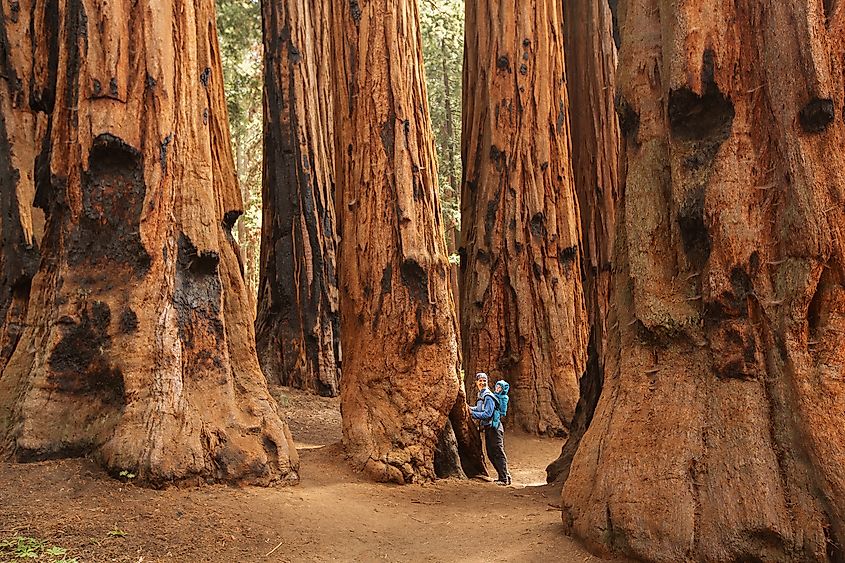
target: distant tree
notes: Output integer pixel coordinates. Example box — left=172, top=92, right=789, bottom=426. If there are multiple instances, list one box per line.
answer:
left=256, top=0, right=340, bottom=396
left=331, top=0, right=484, bottom=482
left=460, top=0, right=587, bottom=434
left=562, top=1, right=845, bottom=560
left=0, top=0, right=298, bottom=486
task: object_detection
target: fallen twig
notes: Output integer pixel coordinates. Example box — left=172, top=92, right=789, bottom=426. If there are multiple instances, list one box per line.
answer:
left=265, top=540, right=284, bottom=557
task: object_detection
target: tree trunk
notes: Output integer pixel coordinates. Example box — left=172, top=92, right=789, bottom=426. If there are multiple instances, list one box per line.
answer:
left=331, top=0, right=481, bottom=483
left=0, top=0, right=48, bottom=370
left=0, top=0, right=299, bottom=487
left=562, top=1, right=845, bottom=561
left=460, top=0, right=588, bottom=435
left=545, top=0, right=621, bottom=484
left=256, top=0, right=341, bottom=397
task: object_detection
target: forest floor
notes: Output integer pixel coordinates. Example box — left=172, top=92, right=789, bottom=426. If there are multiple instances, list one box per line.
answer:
left=0, top=387, right=609, bottom=562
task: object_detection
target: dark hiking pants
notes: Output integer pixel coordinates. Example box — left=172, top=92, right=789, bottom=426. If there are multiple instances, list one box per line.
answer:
left=484, top=425, right=510, bottom=481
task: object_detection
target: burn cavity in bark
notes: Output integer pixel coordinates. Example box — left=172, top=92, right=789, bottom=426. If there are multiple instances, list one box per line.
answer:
left=177, top=233, right=219, bottom=275
left=678, top=188, right=711, bottom=267
left=400, top=258, right=429, bottom=303
left=730, top=267, right=753, bottom=308
left=69, top=134, right=151, bottom=276
left=47, top=301, right=124, bottom=405
left=160, top=133, right=172, bottom=172
left=349, top=0, right=361, bottom=22
left=668, top=51, right=734, bottom=142
left=119, top=307, right=138, bottom=333
left=496, top=55, right=510, bottom=72
left=559, top=245, right=577, bottom=263
left=615, top=95, right=639, bottom=142
left=222, top=210, right=241, bottom=234
left=174, top=234, right=223, bottom=348
left=529, top=212, right=546, bottom=238
left=799, top=98, right=834, bottom=133
left=380, top=263, right=393, bottom=294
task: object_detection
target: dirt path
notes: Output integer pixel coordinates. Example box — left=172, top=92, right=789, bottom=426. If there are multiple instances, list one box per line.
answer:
left=0, top=388, right=607, bottom=562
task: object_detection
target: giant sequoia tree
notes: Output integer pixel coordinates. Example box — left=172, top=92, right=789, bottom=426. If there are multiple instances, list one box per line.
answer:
left=0, top=0, right=298, bottom=486
left=257, top=0, right=340, bottom=396
left=0, top=0, right=47, bottom=369
left=461, top=0, right=587, bottom=434
left=563, top=1, right=845, bottom=560
left=546, top=0, right=621, bottom=484
left=331, top=0, right=483, bottom=483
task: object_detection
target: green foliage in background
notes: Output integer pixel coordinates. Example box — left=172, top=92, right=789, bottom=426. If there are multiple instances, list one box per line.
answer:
left=217, top=0, right=263, bottom=292
left=420, top=0, right=464, bottom=245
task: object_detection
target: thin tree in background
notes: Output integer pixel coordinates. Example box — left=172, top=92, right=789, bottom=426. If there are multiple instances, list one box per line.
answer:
left=256, top=0, right=340, bottom=396
left=563, top=1, right=845, bottom=560
left=461, top=0, right=587, bottom=435
left=546, top=0, right=621, bottom=484
left=331, top=0, right=483, bottom=483
left=0, top=0, right=298, bottom=486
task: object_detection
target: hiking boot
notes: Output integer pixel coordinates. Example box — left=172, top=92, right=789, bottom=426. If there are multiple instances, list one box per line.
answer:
left=494, top=479, right=508, bottom=486
left=506, top=475, right=512, bottom=485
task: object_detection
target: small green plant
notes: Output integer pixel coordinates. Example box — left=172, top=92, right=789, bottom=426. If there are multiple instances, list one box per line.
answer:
left=107, top=527, right=127, bottom=538
left=0, top=536, right=76, bottom=562
left=118, top=470, right=136, bottom=480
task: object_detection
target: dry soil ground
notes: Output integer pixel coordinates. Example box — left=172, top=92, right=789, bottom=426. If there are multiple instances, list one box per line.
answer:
left=0, top=387, right=607, bottom=562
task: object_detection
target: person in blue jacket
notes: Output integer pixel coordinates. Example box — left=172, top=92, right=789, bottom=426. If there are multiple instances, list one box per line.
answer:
left=470, top=372, right=511, bottom=485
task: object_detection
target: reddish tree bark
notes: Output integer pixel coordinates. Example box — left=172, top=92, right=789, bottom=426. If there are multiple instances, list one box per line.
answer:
left=331, top=0, right=483, bottom=483
left=546, top=0, right=621, bottom=484
left=257, top=0, right=341, bottom=396
left=0, top=0, right=48, bottom=370
left=563, top=1, right=845, bottom=560
left=0, top=0, right=298, bottom=486
left=461, top=0, right=588, bottom=435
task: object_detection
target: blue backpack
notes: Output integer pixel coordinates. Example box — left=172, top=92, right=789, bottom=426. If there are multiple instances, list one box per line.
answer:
left=491, top=380, right=510, bottom=429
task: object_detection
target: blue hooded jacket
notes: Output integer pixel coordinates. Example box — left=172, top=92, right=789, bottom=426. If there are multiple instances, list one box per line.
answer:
left=470, top=387, right=499, bottom=428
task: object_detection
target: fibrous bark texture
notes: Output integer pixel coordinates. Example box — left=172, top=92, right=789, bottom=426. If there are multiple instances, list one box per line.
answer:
left=257, top=0, right=341, bottom=396
left=546, top=0, right=621, bottom=484
left=0, top=0, right=298, bottom=486
left=331, top=0, right=479, bottom=483
left=563, top=1, right=845, bottom=561
left=0, top=0, right=48, bottom=370
left=461, top=0, right=587, bottom=435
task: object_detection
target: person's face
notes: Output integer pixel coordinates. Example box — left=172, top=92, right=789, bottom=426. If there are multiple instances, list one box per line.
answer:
left=476, top=378, right=486, bottom=391
left=495, top=384, right=502, bottom=393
